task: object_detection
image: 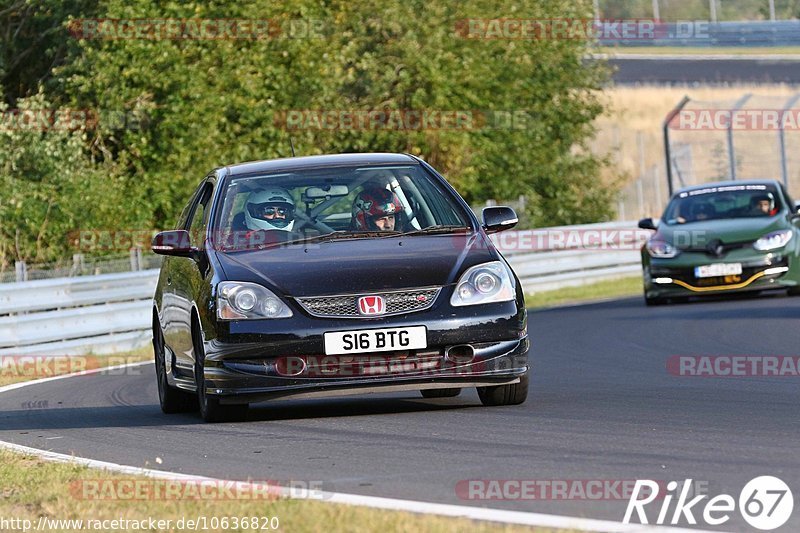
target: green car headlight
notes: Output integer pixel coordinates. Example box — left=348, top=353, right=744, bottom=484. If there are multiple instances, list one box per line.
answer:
left=646, top=240, right=679, bottom=258
left=754, top=230, right=793, bottom=251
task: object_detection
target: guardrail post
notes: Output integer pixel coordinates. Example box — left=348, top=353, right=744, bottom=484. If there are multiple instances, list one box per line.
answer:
left=15, top=261, right=27, bottom=282
left=130, top=247, right=143, bottom=271
left=71, top=254, right=85, bottom=276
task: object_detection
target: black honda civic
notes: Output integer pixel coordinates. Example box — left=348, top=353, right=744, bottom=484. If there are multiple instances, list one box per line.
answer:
left=151, top=153, right=529, bottom=422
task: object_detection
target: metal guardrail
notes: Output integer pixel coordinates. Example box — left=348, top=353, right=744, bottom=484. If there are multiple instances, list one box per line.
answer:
left=599, top=20, right=800, bottom=48
left=0, top=222, right=645, bottom=356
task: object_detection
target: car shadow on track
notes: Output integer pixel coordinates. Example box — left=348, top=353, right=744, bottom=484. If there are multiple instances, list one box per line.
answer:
left=0, top=395, right=483, bottom=430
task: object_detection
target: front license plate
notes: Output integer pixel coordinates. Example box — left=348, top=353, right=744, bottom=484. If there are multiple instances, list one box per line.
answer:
left=324, top=326, right=427, bottom=355
left=694, top=263, right=743, bottom=278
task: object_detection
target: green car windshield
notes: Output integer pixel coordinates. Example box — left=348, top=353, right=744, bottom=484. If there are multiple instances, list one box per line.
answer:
left=662, top=184, right=783, bottom=225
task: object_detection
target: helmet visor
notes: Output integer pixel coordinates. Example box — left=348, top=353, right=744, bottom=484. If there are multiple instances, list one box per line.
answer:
left=247, top=202, right=294, bottom=226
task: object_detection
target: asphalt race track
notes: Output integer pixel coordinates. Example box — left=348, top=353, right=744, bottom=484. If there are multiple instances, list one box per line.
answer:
left=610, top=57, right=800, bottom=85
left=2, top=294, right=799, bottom=531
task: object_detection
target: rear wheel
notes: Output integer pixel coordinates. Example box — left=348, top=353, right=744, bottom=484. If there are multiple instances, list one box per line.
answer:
left=477, top=373, right=528, bottom=407
left=153, top=320, right=196, bottom=414
left=788, top=286, right=800, bottom=296
left=420, top=388, right=461, bottom=398
left=193, top=321, right=248, bottom=423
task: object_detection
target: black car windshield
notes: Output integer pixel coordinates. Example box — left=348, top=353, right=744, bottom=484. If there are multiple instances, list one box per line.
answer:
left=213, top=164, right=471, bottom=251
left=662, top=184, right=783, bottom=225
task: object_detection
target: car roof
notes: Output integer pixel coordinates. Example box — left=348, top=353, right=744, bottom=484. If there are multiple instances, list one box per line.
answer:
left=675, top=179, right=784, bottom=195
left=224, top=153, right=419, bottom=176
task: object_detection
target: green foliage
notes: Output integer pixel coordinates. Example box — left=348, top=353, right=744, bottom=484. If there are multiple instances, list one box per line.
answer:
left=0, top=93, right=139, bottom=267
left=1, top=0, right=616, bottom=266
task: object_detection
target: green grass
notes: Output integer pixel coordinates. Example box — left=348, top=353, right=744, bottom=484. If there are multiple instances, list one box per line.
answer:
left=598, top=46, right=800, bottom=56
left=526, top=276, right=642, bottom=309
left=0, top=449, right=564, bottom=533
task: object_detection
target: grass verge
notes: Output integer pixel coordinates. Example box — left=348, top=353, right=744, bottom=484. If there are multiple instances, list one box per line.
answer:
left=0, top=449, right=555, bottom=533
left=526, top=276, right=642, bottom=309
left=0, top=347, right=153, bottom=388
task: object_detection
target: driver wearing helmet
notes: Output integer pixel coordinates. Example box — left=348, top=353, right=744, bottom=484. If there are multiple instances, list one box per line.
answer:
left=749, top=192, right=776, bottom=216
left=244, top=187, right=295, bottom=231
left=352, top=187, right=403, bottom=231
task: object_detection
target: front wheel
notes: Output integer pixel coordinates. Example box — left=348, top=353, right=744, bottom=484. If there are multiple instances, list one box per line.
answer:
left=153, top=321, right=197, bottom=414
left=644, top=294, right=667, bottom=306
left=477, top=373, right=528, bottom=406
left=193, top=324, right=248, bottom=423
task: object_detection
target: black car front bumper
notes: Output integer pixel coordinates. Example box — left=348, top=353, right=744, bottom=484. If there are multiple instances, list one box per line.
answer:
left=195, top=300, right=529, bottom=404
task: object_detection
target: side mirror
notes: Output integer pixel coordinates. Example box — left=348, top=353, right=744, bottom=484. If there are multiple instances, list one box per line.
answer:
left=638, top=218, right=657, bottom=230
left=482, top=206, right=518, bottom=234
left=152, top=230, right=196, bottom=257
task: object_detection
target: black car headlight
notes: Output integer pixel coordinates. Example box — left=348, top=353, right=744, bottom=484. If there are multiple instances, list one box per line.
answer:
left=754, top=230, right=793, bottom=251
left=450, top=261, right=515, bottom=307
left=217, top=281, right=293, bottom=320
left=646, top=240, right=679, bottom=258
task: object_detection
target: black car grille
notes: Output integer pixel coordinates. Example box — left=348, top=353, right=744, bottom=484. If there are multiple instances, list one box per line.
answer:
left=296, top=287, right=441, bottom=318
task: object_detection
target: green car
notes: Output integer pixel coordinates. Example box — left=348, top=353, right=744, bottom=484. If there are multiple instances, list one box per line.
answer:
left=639, top=180, right=800, bottom=305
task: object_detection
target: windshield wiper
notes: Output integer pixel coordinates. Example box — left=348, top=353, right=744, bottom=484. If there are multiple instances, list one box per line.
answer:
left=390, top=225, right=472, bottom=237
left=285, top=230, right=402, bottom=245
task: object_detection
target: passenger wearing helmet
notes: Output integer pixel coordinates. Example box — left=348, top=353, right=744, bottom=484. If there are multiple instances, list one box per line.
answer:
left=352, top=187, right=403, bottom=231
left=749, top=193, right=776, bottom=216
left=244, top=187, right=295, bottom=231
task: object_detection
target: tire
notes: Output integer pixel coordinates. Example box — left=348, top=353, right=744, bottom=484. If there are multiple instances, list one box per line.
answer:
left=477, top=373, right=528, bottom=407
left=192, top=321, right=248, bottom=423
left=644, top=295, right=666, bottom=306
left=153, top=319, right=197, bottom=414
left=420, top=388, right=461, bottom=398
left=787, top=286, right=800, bottom=296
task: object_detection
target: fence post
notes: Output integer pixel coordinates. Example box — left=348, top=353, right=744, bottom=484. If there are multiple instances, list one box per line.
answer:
left=727, top=94, right=752, bottom=181
left=779, top=93, right=800, bottom=188
left=15, top=261, right=27, bottom=282
left=663, top=95, right=691, bottom=196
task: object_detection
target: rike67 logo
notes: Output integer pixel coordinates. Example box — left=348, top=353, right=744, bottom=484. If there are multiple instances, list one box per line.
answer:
left=623, top=476, right=793, bottom=530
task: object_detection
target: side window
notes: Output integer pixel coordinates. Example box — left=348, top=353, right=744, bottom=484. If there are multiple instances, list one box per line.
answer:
left=186, top=183, right=213, bottom=247
left=176, top=182, right=205, bottom=229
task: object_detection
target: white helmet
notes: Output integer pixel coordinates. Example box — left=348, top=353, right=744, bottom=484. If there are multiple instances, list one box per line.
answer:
left=244, top=187, right=295, bottom=231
